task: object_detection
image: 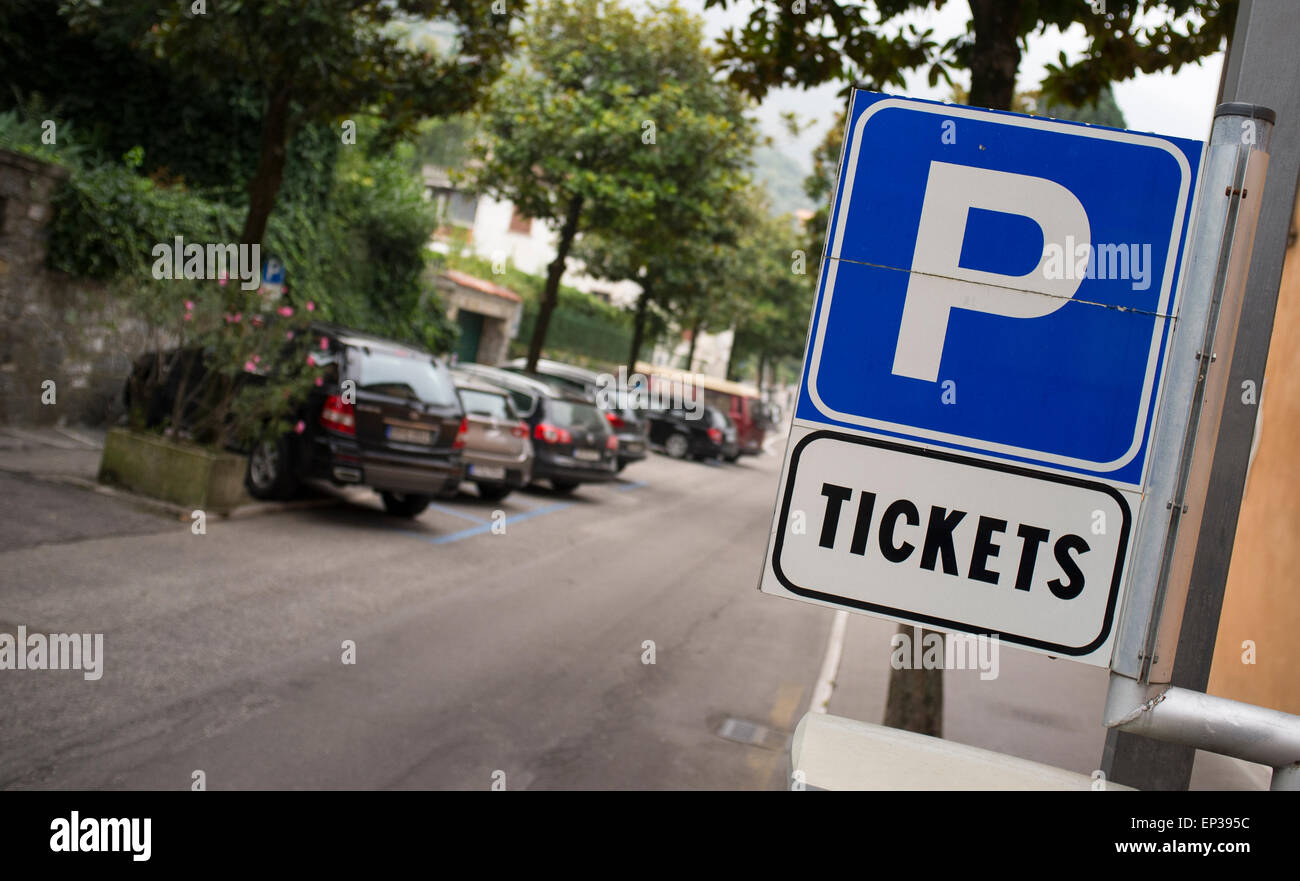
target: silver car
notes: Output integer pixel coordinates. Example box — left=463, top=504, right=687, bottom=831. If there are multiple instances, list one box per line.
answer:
left=450, top=371, right=534, bottom=501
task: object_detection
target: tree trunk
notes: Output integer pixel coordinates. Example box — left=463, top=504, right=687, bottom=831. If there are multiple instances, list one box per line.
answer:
left=527, top=194, right=583, bottom=372
left=684, top=313, right=702, bottom=370
left=240, top=88, right=293, bottom=250
left=877, top=0, right=1021, bottom=742
left=627, top=281, right=651, bottom=374
left=883, top=624, right=945, bottom=736
left=756, top=352, right=766, bottom=394
left=724, top=325, right=739, bottom=381
left=967, top=0, right=1023, bottom=111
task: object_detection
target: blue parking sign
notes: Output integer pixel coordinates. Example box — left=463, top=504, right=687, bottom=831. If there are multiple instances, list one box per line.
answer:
left=800, top=92, right=1201, bottom=487
left=761, top=91, right=1204, bottom=663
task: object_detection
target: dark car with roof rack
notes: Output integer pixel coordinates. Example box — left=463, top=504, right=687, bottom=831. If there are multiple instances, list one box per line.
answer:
left=501, top=357, right=648, bottom=471
left=244, top=325, right=467, bottom=517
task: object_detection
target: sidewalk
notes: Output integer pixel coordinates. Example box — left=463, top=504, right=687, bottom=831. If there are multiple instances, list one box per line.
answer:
left=822, top=612, right=1271, bottom=790
left=0, top=425, right=346, bottom=552
left=0, top=425, right=182, bottom=550
left=0, top=424, right=106, bottom=480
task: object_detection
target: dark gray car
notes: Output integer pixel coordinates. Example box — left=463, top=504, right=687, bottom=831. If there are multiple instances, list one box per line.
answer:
left=501, top=358, right=648, bottom=471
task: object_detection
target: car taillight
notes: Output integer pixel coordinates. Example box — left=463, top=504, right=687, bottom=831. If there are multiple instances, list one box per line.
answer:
left=707, top=427, right=723, bottom=444
left=605, top=411, right=625, bottom=430
left=319, top=395, right=355, bottom=435
left=606, top=433, right=619, bottom=451
left=511, top=421, right=529, bottom=439
left=533, top=422, right=572, bottom=444
left=453, top=416, right=468, bottom=450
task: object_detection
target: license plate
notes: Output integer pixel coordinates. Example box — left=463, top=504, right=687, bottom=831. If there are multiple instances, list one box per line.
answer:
left=573, top=448, right=602, bottom=462
left=470, top=464, right=505, bottom=480
left=387, top=426, right=433, bottom=445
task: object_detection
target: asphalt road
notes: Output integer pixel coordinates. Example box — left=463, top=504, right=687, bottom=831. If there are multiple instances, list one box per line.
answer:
left=0, top=448, right=834, bottom=790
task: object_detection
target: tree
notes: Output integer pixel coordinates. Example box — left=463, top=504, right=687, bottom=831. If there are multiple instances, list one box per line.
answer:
left=469, top=0, right=756, bottom=372
left=574, top=169, right=760, bottom=373
left=63, top=0, right=515, bottom=248
left=723, top=210, right=813, bottom=386
left=703, top=0, right=1234, bottom=111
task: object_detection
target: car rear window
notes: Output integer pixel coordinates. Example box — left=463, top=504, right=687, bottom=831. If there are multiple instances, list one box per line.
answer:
left=351, top=347, right=457, bottom=407
left=460, top=389, right=512, bottom=420
left=546, top=400, right=608, bottom=432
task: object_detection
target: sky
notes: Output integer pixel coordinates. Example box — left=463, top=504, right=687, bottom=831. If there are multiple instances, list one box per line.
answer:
left=692, top=1, right=1226, bottom=172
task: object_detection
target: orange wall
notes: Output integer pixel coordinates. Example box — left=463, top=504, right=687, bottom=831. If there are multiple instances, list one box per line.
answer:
left=1209, top=199, right=1300, bottom=714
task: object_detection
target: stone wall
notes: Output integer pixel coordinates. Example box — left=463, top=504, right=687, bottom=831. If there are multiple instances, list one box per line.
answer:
left=0, top=149, right=148, bottom=426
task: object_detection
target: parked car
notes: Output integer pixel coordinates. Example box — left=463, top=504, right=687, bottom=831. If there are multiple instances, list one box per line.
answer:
left=718, top=410, right=740, bottom=462
left=455, top=364, right=618, bottom=492
left=249, top=326, right=467, bottom=517
left=636, top=362, right=767, bottom=456
left=501, top=357, right=648, bottom=471
left=646, top=404, right=731, bottom=461
left=449, top=369, right=534, bottom=501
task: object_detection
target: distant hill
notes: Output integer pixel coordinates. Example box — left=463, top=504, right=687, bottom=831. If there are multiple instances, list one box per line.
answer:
left=750, top=145, right=814, bottom=218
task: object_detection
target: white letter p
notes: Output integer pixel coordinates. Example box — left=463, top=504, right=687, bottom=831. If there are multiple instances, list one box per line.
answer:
left=891, top=161, right=1090, bottom=382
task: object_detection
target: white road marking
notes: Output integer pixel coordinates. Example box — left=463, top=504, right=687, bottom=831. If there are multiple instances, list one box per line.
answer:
left=810, top=610, right=849, bottom=714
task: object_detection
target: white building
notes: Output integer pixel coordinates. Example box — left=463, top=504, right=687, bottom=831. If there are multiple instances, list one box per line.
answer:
left=423, top=165, right=733, bottom=377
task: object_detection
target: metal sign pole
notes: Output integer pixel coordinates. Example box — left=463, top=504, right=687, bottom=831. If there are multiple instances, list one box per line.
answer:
left=1101, top=0, right=1300, bottom=790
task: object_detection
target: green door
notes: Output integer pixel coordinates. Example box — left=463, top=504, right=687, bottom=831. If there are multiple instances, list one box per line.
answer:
left=455, top=310, right=484, bottom=364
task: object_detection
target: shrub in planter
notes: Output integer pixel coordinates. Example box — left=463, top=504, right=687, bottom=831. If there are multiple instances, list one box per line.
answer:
left=104, top=274, right=325, bottom=508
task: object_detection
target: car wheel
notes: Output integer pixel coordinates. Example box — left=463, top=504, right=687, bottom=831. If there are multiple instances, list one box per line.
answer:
left=380, top=492, right=431, bottom=517
left=476, top=483, right=512, bottom=502
left=245, top=436, right=299, bottom=501
left=725, top=452, right=740, bottom=463
left=550, top=479, right=580, bottom=493
left=664, top=432, right=690, bottom=459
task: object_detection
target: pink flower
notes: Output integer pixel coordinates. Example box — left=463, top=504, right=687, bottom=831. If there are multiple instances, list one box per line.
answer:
left=295, top=420, right=305, bottom=434
left=183, top=312, right=193, bottom=322
left=243, top=361, right=256, bottom=372
left=218, top=274, right=228, bottom=288
left=319, top=338, right=328, bottom=350
left=306, top=354, right=316, bottom=366
left=277, top=306, right=294, bottom=317
left=252, top=354, right=261, bottom=364
left=286, top=330, right=295, bottom=341
left=305, top=300, right=315, bottom=312
left=184, top=300, right=195, bottom=311
left=251, top=315, right=263, bottom=327
left=234, top=312, right=242, bottom=323
left=314, top=376, right=323, bottom=387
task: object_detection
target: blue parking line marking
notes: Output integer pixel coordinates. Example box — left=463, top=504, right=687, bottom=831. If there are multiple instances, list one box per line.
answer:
left=424, top=501, right=488, bottom=524
left=405, top=501, right=575, bottom=546
left=615, top=481, right=648, bottom=492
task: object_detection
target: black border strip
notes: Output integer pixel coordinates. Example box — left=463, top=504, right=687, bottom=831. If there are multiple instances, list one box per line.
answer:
left=772, top=430, right=1132, bottom=656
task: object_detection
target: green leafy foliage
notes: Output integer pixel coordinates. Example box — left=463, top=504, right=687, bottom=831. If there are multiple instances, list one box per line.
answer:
left=469, top=0, right=759, bottom=367
left=55, top=0, right=517, bottom=245
left=703, top=0, right=1234, bottom=112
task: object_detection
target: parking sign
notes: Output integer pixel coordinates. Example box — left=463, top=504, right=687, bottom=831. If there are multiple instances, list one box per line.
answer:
left=761, top=91, right=1203, bottom=664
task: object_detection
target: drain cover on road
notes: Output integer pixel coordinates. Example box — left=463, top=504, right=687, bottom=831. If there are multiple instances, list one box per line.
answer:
left=717, top=717, right=787, bottom=750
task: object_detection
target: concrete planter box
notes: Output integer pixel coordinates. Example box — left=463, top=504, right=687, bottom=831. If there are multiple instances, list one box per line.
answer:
left=98, top=428, right=250, bottom=513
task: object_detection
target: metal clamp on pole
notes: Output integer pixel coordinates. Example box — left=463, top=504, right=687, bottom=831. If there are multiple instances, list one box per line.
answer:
left=1104, top=677, right=1300, bottom=791
left=1104, top=103, right=1300, bottom=790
